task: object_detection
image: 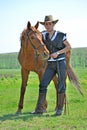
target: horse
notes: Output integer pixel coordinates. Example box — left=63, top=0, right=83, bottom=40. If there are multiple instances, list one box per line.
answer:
left=16, top=21, right=83, bottom=114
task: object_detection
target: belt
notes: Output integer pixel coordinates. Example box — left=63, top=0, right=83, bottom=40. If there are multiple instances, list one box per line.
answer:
left=48, top=57, right=65, bottom=62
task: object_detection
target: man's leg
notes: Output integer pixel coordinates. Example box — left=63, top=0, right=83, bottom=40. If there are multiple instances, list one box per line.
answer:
left=54, top=60, right=66, bottom=116
left=31, top=63, right=56, bottom=114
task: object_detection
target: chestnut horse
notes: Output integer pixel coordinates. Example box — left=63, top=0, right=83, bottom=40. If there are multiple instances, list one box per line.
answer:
left=16, top=21, right=83, bottom=114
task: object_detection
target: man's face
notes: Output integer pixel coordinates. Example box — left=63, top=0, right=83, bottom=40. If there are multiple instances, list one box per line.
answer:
left=44, top=22, right=54, bottom=32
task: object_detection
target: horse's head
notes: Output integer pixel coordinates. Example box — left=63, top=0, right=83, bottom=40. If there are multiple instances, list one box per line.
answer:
left=20, top=21, right=48, bottom=59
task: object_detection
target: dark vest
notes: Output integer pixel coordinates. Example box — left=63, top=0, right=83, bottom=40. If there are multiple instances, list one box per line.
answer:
left=43, top=31, right=66, bottom=59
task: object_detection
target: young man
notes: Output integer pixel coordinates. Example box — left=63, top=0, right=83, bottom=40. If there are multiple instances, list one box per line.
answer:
left=31, top=15, right=71, bottom=116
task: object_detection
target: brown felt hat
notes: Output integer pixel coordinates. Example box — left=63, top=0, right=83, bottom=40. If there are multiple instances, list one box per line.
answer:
left=39, top=15, right=59, bottom=25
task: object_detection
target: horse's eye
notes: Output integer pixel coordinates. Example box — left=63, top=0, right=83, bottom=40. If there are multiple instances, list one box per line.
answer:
left=31, top=36, right=34, bottom=39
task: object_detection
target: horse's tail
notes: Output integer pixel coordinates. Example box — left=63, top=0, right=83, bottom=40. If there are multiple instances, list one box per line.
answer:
left=67, top=64, right=84, bottom=96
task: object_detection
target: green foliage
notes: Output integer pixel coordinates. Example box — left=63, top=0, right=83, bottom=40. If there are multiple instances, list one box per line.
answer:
left=0, top=52, right=20, bottom=69
left=70, top=47, right=87, bottom=68
left=0, top=68, right=87, bottom=129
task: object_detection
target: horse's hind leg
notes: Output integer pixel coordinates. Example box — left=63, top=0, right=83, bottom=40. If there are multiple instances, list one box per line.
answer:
left=16, top=68, right=29, bottom=114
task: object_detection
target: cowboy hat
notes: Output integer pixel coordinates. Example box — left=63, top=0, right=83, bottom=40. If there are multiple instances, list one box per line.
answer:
left=39, top=15, right=59, bottom=25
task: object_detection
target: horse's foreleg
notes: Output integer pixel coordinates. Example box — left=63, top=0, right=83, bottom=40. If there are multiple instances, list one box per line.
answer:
left=16, top=68, right=29, bottom=113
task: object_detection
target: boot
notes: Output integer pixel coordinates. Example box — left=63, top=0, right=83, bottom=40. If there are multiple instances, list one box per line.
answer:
left=31, top=92, right=46, bottom=114
left=54, top=93, right=65, bottom=116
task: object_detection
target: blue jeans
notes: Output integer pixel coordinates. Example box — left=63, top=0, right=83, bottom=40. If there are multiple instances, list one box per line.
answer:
left=39, top=60, right=66, bottom=94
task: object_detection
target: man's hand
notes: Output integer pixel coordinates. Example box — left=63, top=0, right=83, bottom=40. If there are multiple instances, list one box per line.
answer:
left=50, top=52, right=59, bottom=58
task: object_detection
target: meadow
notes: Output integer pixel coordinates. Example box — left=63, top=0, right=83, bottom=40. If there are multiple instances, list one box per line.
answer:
left=0, top=68, right=87, bottom=130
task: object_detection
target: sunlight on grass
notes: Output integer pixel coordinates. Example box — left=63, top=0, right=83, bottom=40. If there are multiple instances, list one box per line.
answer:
left=0, top=68, right=87, bottom=130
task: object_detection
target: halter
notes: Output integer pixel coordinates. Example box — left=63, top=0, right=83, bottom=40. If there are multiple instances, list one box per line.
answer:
left=27, top=30, right=45, bottom=57
left=25, top=30, right=48, bottom=71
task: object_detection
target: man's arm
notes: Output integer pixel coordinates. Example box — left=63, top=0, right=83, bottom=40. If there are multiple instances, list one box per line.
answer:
left=50, top=40, right=71, bottom=58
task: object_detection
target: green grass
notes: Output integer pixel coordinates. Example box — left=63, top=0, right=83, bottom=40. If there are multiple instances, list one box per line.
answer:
left=0, top=68, right=87, bottom=130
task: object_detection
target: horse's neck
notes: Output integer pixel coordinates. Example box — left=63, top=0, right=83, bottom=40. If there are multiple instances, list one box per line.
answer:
left=20, top=45, right=34, bottom=58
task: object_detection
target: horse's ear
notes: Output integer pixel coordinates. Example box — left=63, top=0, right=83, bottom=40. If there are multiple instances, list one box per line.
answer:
left=35, top=21, right=39, bottom=29
left=27, top=21, right=31, bottom=29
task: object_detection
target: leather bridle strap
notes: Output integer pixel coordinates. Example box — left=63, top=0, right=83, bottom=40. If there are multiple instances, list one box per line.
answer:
left=27, top=31, right=44, bottom=57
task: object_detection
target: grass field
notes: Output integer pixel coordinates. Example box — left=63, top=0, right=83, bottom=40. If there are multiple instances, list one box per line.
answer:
left=0, top=68, right=87, bottom=130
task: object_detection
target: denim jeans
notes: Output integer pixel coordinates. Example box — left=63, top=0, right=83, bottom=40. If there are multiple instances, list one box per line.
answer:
left=39, top=60, right=66, bottom=93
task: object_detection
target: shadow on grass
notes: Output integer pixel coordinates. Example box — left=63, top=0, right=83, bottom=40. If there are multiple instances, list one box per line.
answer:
left=0, top=112, right=50, bottom=122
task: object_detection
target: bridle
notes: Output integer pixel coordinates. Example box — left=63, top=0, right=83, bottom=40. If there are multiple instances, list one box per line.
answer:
left=21, top=28, right=48, bottom=71
left=26, top=30, right=45, bottom=57
left=26, top=30, right=48, bottom=71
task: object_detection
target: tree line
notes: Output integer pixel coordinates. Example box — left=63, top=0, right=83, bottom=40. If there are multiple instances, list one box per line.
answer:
left=0, top=47, right=87, bottom=69
left=0, top=52, right=20, bottom=69
left=70, top=47, right=87, bottom=68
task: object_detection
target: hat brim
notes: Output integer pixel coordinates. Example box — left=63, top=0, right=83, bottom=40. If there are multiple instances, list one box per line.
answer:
left=39, top=20, right=59, bottom=25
